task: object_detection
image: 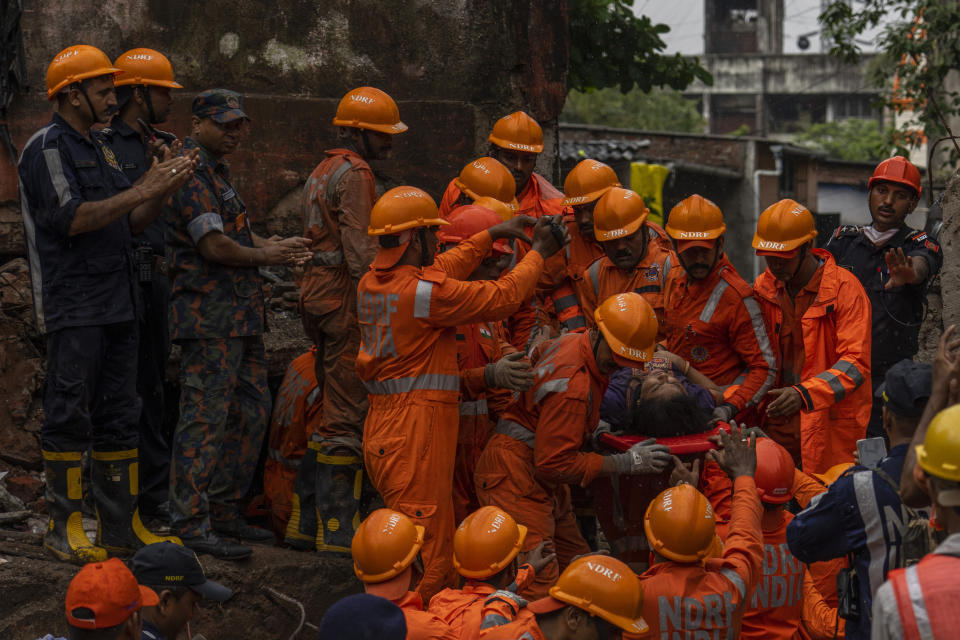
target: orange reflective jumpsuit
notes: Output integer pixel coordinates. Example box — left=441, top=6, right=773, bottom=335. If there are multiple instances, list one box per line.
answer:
left=428, top=564, right=535, bottom=640
left=663, top=254, right=776, bottom=411
left=474, top=331, right=603, bottom=599
left=639, top=476, right=764, bottom=638
left=576, top=226, right=677, bottom=335
left=263, top=349, right=321, bottom=534
left=479, top=610, right=544, bottom=640
left=453, top=320, right=514, bottom=524
left=538, top=220, right=604, bottom=332
left=299, top=149, right=376, bottom=442
left=357, top=230, right=545, bottom=600
left=753, top=249, right=872, bottom=474
left=393, top=591, right=458, bottom=640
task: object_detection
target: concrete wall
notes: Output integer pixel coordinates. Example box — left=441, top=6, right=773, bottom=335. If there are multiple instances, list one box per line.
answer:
left=0, top=0, right=569, bottom=256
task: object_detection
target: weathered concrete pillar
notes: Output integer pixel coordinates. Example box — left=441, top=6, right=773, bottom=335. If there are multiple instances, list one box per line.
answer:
left=918, top=168, right=960, bottom=361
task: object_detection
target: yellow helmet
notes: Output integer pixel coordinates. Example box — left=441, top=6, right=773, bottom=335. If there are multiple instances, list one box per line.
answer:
left=917, top=405, right=960, bottom=482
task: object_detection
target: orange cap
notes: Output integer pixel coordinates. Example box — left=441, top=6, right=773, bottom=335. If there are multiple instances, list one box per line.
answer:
left=333, top=87, right=408, bottom=135
left=454, top=158, right=518, bottom=209
left=528, top=555, right=648, bottom=638
left=752, top=199, right=817, bottom=257
left=112, top=48, right=182, bottom=88
left=472, top=196, right=515, bottom=222
left=754, top=438, right=795, bottom=504
left=593, top=188, right=649, bottom=242
left=368, top=186, right=449, bottom=236
left=644, top=484, right=717, bottom=563
left=562, top=159, right=621, bottom=206
left=453, top=506, right=528, bottom=579
left=46, top=45, right=123, bottom=100
left=812, top=462, right=854, bottom=486
left=66, top=558, right=159, bottom=629
left=437, top=206, right=513, bottom=255
left=869, top=156, right=922, bottom=196
left=352, top=509, right=424, bottom=586
left=488, top=111, right=544, bottom=153
left=665, top=194, right=726, bottom=251
left=594, top=293, right=658, bottom=367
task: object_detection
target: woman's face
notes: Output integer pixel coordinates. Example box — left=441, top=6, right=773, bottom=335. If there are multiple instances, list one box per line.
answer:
left=639, top=369, right=685, bottom=402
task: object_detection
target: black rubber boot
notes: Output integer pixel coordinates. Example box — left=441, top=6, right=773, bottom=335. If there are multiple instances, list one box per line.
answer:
left=284, top=441, right=320, bottom=550
left=91, top=449, right=181, bottom=553
left=42, top=450, right=108, bottom=564
left=315, top=452, right=363, bottom=554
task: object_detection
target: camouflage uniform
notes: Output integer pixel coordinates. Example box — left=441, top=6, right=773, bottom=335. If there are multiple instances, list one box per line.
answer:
left=165, top=134, right=270, bottom=539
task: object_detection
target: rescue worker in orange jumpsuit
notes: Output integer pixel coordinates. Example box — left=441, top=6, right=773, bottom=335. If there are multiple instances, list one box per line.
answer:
left=429, top=506, right=555, bottom=639
left=357, top=185, right=569, bottom=600
left=752, top=199, right=872, bottom=473
left=576, top=188, right=677, bottom=333
left=475, top=293, right=673, bottom=599
left=351, top=509, right=456, bottom=640
left=638, top=424, right=764, bottom=638
left=537, top=159, right=620, bottom=335
left=482, top=555, right=650, bottom=640
left=438, top=157, right=518, bottom=219
left=437, top=207, right=533, bottom=523
left=487, top=111, right=564, bottom=220
left=662, top=194, right=776, bottom=423
left=288, top=86, right=407, bottom=553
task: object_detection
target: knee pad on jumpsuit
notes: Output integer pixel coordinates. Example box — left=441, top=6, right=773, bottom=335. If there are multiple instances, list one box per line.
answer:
left=315, top=446, right=363, bottom=554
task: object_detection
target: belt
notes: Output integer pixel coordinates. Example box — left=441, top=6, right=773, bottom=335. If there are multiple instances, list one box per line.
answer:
left=494, top=419, right=535, bottom=448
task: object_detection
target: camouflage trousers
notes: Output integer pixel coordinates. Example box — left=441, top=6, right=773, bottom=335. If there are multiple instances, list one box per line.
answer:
left=170, top=336, right=271, bottom=538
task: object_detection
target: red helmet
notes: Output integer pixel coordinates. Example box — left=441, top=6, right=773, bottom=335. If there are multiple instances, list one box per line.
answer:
left=437, top=206, right=512, bottom=255
left=754, top=438, right=795, bottom=504
left=869, top=156, right=922, bottom=196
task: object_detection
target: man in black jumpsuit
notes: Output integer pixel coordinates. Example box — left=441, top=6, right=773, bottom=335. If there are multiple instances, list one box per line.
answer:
left=826, top=156, right=941, bottom=439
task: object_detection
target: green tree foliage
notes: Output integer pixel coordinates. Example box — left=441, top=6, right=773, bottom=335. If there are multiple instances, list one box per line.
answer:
left=568, top=0, right=713, bottom=93
left=819, top=0, right=957, bottom=152
left=561, top=87, right=706, bottom=133
left=794, top=118, right=890, bottom=162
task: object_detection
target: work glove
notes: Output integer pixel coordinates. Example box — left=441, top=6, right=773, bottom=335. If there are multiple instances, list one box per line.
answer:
left=711, top=402, right=737, bottom=424
left=607, top=438, right=672, bottom=475
left=590, top=420, right=614, bottom=450
left=484, top=352, right=535, bottom=391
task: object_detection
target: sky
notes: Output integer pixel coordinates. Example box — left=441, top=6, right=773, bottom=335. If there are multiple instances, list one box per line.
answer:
left=636, top=0, right=890, bottom=55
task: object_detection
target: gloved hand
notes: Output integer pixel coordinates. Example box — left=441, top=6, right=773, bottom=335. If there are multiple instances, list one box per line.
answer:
left=711, top=402, right=737, bottom=424
left=590, top=420, right=613, bottom=450
left=607, top=438, right=672, bottom=475
left=484, top=352, right=535, bottom=391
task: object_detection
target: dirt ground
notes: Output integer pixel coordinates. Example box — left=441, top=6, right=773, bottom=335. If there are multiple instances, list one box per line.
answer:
left=0, top=540, right=360, bottom=639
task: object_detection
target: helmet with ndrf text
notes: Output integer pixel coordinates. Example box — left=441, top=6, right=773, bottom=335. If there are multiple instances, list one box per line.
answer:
left=752, top=198, right=818, bottom=257
left=351, top=509, right=424, bottom=583
left=869, top=156, right=922, bottom=197
left=753, top=438, right=795, bottom=504
left=644, top=483, right=720, bottom=563
left=453, top=506, right=527, bottom=579
left=562, top=159, right=621, bottom=207
left=333, top=87, right=408, bottom=135
left=454, top=157, right=518, bottom=209
left=666, top=194, right=726, bottom=252
left=526, top=555, right=649, bottom=638
left=594, top=293, right=658, bottom=368
left=488, top=111, right=544, bottom=153
left=112, top=48, right=182, bottom=89
left=46, top=45, right=123, bottom=100
left=368, top=186, right=448, bottom=236
left=592, top=188, right=650, bottom=242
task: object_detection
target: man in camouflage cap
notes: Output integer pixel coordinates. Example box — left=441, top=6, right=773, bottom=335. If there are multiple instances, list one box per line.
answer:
left=164, top=89, right=312, bottom=560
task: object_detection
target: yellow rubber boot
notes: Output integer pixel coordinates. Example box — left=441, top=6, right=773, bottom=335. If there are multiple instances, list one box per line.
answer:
left=92, top=449, right=181, bottom=553
left=284, top=441, right=320, bottom=550
left=42, top=450, right=108, bottom=564
left=315, top=453, right=363, bottom=554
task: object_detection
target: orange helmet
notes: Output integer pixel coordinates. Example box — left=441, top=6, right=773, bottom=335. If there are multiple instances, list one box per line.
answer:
left=453, top=507, right=527, bottom=579
left=594, top=293, right=657, bottom=366
left=754, top=438, right=795, bottom=504
left=869, top=156, right=922, bottom=196
left=752, top=199, right=817, bottom=257
left=351, top=509, right=424, bottom=583
left=437, top=206, right=512, bottom=256
left=333, top=87, right=408, bottom=135
left=453, top=158, right=518, bottom=208
left=368, top=186, right=448, bottom=235
left=812, top=462, right=854, bottom=486
left=112, top=49, right=182, bottom=88
left=488, top=111, right=543, bottom=153
left=529, top=555, right=648, bottom=637
left=562, top=159, right=621, bottom=207
left=472, top=196, right=514, bottom=222
left=644, top=484, right=719, bottom=563
left=46, top=45, right=122, bottom=100
left=593, top=188, right=649, bottom=242
left=665, top=195, right=726, bottom=251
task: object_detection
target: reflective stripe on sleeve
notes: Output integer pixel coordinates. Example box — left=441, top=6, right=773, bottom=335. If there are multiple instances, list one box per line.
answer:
left=742, top=296, right=777, bottom=405
left=460, top=399, right=489, bottom=416
left=413, top=280, right=433, bottom=318
left=363, top=373, right=460, bottom=395
left=589, top=260, right=601, bottom=297
left=562, top=316, right=587, bottom=330
left=834, top=359, right=866, bottom=389
left=720, top=567, right=747, bottom=600
left=905, top=565, right=934, bottom=639
left=814, top=371, right=847, bottom=403
left=663, top=254, right=672, bottom=283
left=554, top=294, right=580, bottom=313
left=698, top=280, right=730, bottom=323
left=495, top=419, right=535, bottom=448
left=480, top=614, right=511, bottom=629
left=42, top=148, right=72, bottom=207
left=534, top=377, right=570, bottom=404
left=853, top=470, right=888, bottom=595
